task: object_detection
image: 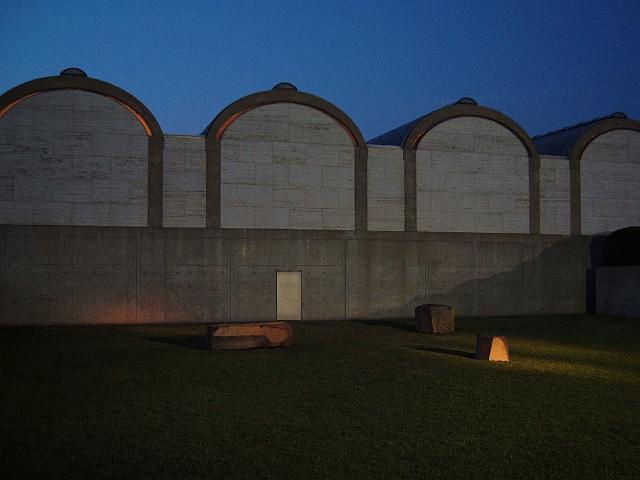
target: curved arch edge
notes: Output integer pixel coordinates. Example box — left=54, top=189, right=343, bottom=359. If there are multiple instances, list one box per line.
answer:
left=0, top=74, right=164, bottom=227
left=0, top=76, right=164, bottom=138
left=570, top=118, right=640, bottom=161
left=203, top=88, right=368, bottom=231
left=204, top=89, right=366, bottom=148
left=402, top=103, right=540, bottom=234
left=402, top=103, right=539, bottom=158
left=569, top=118, right=640, bottom=236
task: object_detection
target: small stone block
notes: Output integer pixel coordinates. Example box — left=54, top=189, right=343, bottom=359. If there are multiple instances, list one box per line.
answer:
left=415, top=304, right=455, bottom=333
left=206, top=321, right=293, bottom=350
left=475, top=335, right=510, bottom=362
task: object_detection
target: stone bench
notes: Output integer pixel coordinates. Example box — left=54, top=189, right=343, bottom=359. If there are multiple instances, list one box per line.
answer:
left=206, top=322, right=293, bottom=350
left=475, top=335, right=509, bottom=362
left=415, top=304, right=455, bottom=333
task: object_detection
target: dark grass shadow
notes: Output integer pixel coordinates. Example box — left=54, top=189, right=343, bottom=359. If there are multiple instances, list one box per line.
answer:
left=410, top=346, right=476, bottom=359
left=147, top=335, right=209, bottom=351
left=356, top=320, right=416, bottom=332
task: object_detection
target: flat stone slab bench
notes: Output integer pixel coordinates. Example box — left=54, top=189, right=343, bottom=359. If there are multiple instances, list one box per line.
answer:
left=415, top=304, right=455, bottom=333
left=206, top=322, right=293, bottom=350
left=475, top=335, right=509, bottom=362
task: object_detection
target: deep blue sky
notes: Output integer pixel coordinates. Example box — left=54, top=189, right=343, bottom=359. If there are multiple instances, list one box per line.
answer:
left=2, top=0, right=639, bottom=139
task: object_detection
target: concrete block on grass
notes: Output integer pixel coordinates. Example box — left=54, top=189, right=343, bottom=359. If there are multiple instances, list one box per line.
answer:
left=207, top=322, right=293, bottom=350
left=415, top=304, right=455, bottom=333
left=475, top=335, right=510, bottom=361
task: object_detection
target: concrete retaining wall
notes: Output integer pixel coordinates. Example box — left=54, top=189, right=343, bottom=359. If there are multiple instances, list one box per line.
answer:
left=595, top=266, right=640, bottom=318
left=0, top=225, right=590, bottom=325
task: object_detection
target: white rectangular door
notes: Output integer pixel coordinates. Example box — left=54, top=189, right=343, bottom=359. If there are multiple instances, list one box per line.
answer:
left=277, top=271, right=301, bottom=320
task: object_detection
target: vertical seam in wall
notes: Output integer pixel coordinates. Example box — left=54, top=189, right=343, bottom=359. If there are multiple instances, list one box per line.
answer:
left=473, top=240, right=478, bottom=313
left=1, top=228, right=6, bottom=323
left=206, top=139, right=221, bottom=229
left=570, top=156, right=581, bottom=235
left=162, top=231, right=167, bottom=324
left=424, top=248, right=428, bottom=303
left=228, top=240, right=232, bottom=322
left=298, top=267, right=302, bottom=322
left=344, top=238, right=348, bottom=320
left=147, top=137, right=164, bottom=227
left=520, top=237, right=525, bottom=316
left=135, top=230, right=140, bottom=323
left=404, top=149, right=417, bottom=232
left=158, top=138, right=164, bottom=227
left=71, top=230, right=76, bottom=323
left=529, top=154, right=541, bottom=234
left=147, top=136, right=152, bottom=226
left=354, top=146, right=368, bottom=231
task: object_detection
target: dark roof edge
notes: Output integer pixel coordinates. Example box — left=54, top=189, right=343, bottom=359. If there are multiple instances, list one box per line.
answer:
left=532, top=112, right=637, bottom=157
left=532, top=112, right=627, bottom=140
left=366, top=99, right=471, bottom=146
left=367, top=116, right=425, bottom=146
left=366, top=98, right=531, bottom=153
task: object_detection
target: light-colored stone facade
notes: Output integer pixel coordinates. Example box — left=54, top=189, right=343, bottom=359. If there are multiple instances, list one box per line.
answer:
left=539, top=155, right=570, bottom=235
left=220, top=103, right=355, bottom=230
left=581, top=130, right=640, bottom=234
left=163, top=135, right=206, bottom=228
left=367, top=145, right=404, bottom=231
left=6, top=74, right=638, bottom=326
left=415, top=117, right=529, bottom=233
left=1, top=80, right=638, bottom=239
left=0, top=90, right=148, bottom=226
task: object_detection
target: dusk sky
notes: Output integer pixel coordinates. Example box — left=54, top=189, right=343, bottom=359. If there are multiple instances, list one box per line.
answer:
left=2, top=0, right=639, bottom=140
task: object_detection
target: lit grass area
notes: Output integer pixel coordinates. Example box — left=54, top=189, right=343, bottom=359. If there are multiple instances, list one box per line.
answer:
left=1, top=315, right=639, bottom=479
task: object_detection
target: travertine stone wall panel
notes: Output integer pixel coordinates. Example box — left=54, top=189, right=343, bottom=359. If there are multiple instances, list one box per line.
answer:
left=163, top=135, right=206, bottom=227
left=0, top=90, right=148, bottom=226
left=581, top=130, right=640, bottom=234
left=539, top=155, right=570, bottom=234
left=367, top=145, right=404, bottom=231
left=220, top=103, right=355, bottom=230
left=416, top=117, right=529, bottom=233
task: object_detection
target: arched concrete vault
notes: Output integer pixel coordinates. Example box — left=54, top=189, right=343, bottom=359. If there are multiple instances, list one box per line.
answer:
left=391, top=101, right=540, bottom=233
left=534, top=113, right=640, bottom=235
left=0, top=71, right=165, bottom=226
left=203, top=85, right=368, bottom=230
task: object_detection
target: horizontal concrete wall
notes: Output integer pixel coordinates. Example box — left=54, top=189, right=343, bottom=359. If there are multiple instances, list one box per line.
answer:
left=367, top=145, right=404, bottom=231
left=0, top=90, right=148, bottom=226
left=416, top=117, right=530, bottom=233
left=581, top=130, right=640, bottom=234
left=0, top=226, right=590, bottom=325
left=220, top=103, right=355, bottom=230
left=163, top=135, right=206, bottom=228
left=539, top=155, right=570, bottom=234
left=596, top=266, right=640, bottom=318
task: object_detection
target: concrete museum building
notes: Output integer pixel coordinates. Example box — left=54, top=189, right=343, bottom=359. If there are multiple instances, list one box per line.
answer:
left=0, top=68, right=639, bottom=325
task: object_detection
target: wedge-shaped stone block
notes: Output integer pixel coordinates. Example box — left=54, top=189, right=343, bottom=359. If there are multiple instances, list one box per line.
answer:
left=415, top=304, right=455, bottom=333
left=207, top=321, right=293, bottom=350
left=475, top=335, right=510, bottom=361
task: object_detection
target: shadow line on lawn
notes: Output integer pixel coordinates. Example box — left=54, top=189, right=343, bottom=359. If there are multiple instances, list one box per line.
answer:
left=147, top=335, right=209, bottom=351
left=410, top=346, right=476, bottom=359
left=356, top=320, right=415, bottom=332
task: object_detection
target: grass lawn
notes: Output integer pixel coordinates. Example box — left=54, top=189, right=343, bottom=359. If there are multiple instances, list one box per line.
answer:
left=1, top=315, right=639, bottom=479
